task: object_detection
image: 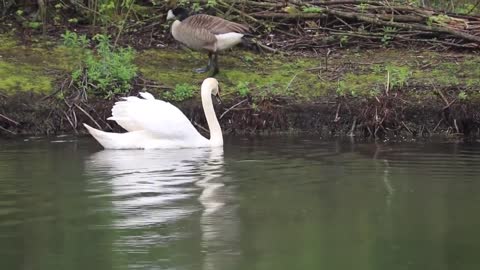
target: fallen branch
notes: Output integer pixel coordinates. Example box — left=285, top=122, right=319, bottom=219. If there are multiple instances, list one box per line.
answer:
left=0, top=113, right=19, bottom=125
left=291, top=0, right=381, bottom=5
left=0, top=125, right=15, bottom=134
left=220, top=98, right=249, bottom=119
left=74, top=103, right=102, bottom=129
left=324, top=8, right=480, bottom=44
left=252, top=12, right=327, bottom=20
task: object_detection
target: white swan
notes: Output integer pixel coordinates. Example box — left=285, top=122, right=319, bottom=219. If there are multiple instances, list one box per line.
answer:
left=83, top=78, right=223, bottom=149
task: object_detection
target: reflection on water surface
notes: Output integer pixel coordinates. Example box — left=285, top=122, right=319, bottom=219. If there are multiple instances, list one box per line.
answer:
left=1, top=137, right=480, bottom=270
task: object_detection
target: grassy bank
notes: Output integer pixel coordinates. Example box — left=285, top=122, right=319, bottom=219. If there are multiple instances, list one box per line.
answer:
left=1, top=33, right=480, bottom=138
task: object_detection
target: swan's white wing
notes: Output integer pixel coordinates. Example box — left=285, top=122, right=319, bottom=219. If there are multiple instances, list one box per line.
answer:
left=108, top=95, right=205, bottom=142
left=139, top=92, right=155, bottom=100
left=109, top=96, right=144, bottom=131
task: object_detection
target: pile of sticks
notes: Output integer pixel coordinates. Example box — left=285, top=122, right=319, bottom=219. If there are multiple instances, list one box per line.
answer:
left=208, top=0, right=480, bottom=50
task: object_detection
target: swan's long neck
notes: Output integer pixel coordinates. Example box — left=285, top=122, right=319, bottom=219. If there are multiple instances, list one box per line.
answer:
left=201, top=84, right=223, bottom=147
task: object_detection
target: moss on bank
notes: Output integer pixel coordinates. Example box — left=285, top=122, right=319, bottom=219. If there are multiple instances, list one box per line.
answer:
left=1, top=32, right=480, bottom=102
left=137, top=48, right=480, bottom=102
left=0, top=60, right=52, bottom=93
left=136, top=49, right=329, bottom=101
left=0, top=33, right=83, bottom=94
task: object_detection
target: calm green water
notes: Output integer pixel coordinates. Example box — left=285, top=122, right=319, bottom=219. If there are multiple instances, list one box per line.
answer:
left=1, top=137, right=480, bottom=270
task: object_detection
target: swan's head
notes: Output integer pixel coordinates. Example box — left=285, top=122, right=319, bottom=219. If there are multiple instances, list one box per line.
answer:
left=167, top=7, right=189, bottom=21
left=202, top=78, right=222, bottom=103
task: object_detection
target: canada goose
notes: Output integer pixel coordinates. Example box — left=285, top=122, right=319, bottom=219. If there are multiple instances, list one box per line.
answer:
left=83, top=78, right=223, bottom=149
left=166, top=7, right=250, bottom=76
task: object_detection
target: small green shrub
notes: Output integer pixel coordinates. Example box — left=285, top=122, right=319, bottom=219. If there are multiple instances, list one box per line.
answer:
left=165, top=83, right=196, bottom=101
left=62, top=31, right=137, bottom=98
left=302, top=6, right=323, bottom=13
left=178, top=0, right=191, bottom=7
left=359, top=3, right=369, bottom=13
left=340, top=35, right=349, bottom=47
left=385, top=65, right=411, bottom=88
left=458, top=91, right=468, bottom=100
left=237, top=81, right=250, bottom=97
left=427, top=14, right=451, bottom=26
left=68, top=18, right=79, bottom=24
left=381, top=26, right=397, bottom=46
left=243, top=55, right=254, bottom=64
left=192, top=3, right=202, bottom=12
left=336, top=80, right=353, bottom=96
left=61, top=30, right=89, bottom=48
left=206, top=0, right=217, bottom=8
left=27, top=21, right=41, bottom=29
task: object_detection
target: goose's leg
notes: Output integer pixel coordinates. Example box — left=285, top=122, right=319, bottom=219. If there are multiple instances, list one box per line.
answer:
left=194, top=52, right=212, bottom=73
left=210, top=53, right=219, bottom=76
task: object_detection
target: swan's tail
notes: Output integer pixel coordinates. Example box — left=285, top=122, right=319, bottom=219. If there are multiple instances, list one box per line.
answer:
left=83, top=124, right=117, bottom=149
left=83, top=124, right=146, bottom=149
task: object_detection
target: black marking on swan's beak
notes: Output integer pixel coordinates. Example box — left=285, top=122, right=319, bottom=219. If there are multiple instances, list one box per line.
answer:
left=214, top=93, right=223, bottom=105
left=214, top=85, right=223, bottom=105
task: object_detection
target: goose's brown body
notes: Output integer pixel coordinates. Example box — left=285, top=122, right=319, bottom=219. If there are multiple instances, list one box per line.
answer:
left=167, top=9, right=250, bottom=75
left=171, top=14, right=249, bottom=52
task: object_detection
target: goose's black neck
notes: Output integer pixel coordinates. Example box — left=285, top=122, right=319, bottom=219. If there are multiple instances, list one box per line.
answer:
left=172, top=7, right=190, bottom=21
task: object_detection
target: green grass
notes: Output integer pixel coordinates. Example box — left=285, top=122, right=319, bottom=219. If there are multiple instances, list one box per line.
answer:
left=1, top=32, right=480, bottom=102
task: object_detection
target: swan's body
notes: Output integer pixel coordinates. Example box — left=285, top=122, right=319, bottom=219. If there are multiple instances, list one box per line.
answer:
left=84, top=78, right=223, bottom=149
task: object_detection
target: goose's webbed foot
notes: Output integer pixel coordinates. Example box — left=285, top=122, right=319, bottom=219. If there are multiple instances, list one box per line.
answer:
left=194, top=52, right=213, bottom=74
left=194, top=66, right=210, bottom=73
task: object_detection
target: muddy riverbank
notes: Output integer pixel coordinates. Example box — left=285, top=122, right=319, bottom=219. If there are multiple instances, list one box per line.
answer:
left=1, top=32, right=480, bottom=139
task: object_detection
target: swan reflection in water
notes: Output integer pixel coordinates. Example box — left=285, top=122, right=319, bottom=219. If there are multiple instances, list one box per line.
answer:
left=85, top=147, right=239, bottom=269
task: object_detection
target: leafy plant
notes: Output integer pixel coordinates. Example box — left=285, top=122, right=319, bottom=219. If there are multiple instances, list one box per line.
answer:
left=336, top=80, right=355, bottom=96
left=165, top=83, right=196, bottom=101
left=455, top=4, right=476, bottom=14
left=302, top=6, right=323, bottom=13
left=242, top=55, right=254, bottom=64
left=206, top=0, right=217, bottom=8
left=427, top=14, right=451, bottom=26
left=458, top=91, right=468, bottom=100
left=385, top=65, right=411, bottom=88
left=63, top=32, right=137, bottom=98
left=359, top=3, right=369, bottom=13
left=98, top=0, right=116, bottom=16
left=178, top=0, right=191, bottom=7
left=61, top=30, right=89, bottom=48
left=68, top=18, right=79, bottom=24
left=381, top=26, right=397, bottom=46
left=340, top=35, right=349, bottom=47
left=192, top=3, right=202, bottom=12
left=237, top=81, right=250, bottom=97
left=27, top=21, right=41, bottom=29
